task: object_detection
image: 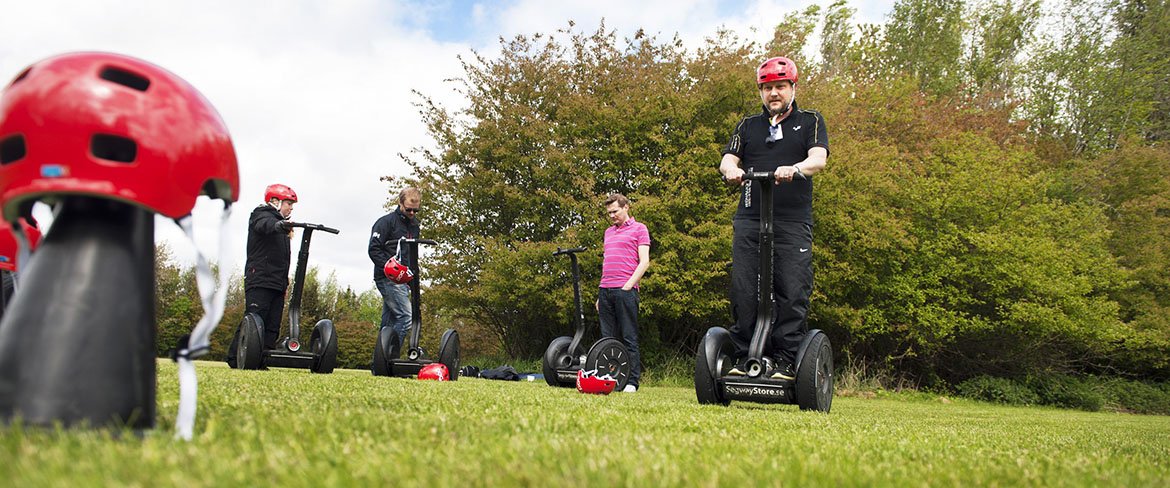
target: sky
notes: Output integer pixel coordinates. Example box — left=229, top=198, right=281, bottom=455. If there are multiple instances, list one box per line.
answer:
left=0, top=0, right=896, bottom=293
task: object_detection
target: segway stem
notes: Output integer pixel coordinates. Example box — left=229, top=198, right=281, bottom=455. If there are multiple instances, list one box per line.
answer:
left=403, top=238, right=438, bottom=351
left=553, top=247, right=588, bottom=358
left=284, top=222, right=340, bottom=341
left=745, top=171, right=777, bottom=362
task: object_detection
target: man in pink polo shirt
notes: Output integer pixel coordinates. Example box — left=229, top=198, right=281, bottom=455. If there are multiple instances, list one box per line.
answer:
left=596, top=193, right=651, bottom=392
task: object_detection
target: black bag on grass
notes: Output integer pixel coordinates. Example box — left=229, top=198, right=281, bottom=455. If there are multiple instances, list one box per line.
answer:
left=480, top=365, right=520, bottom=381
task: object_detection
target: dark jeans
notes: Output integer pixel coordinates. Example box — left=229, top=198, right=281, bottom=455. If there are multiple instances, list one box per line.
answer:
left=374, top=275, right=412, bottom=343
left=730, top=219, right=813, bottom=363
left=225, top=286, right=286, bottom=363
left=598, top=287, right=642, bottom=387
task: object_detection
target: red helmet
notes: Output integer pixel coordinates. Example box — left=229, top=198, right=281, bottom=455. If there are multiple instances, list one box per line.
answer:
left=576, top=369, right=616, bottom=395
left=0, top=217, right=39, bottom=272
left=0, top=52, right=239, bottom=223
left=264, top=184, right=297, bottom=203
left=384, top=257, right=413, bottom=284
left=757, top=56, right=799, bottom=85
left=418, top=363, right=449, bottom=381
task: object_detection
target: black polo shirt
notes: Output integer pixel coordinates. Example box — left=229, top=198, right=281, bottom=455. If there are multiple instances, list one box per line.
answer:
left=721, top=101, right=829, bottom=223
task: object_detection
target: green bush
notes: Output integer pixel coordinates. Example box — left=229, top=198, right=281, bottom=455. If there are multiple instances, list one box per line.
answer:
left=334, top=320, right=376, bottom=370
left=1100, top=378, right=1170, bottom=415
left=956, top=376, right=1040, bottom=405
left=1025, top=374, right=1105, bottom=412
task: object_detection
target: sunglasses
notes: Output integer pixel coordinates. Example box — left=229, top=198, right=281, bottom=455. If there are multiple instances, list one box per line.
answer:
left=403, top=207, right=420, bottom=214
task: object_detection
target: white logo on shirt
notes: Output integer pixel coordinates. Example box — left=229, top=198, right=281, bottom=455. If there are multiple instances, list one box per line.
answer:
left=792, top=125, right=802, bottom=131
left=799, top=248, right=809, bottom=253
left=372, top=231, right=381, bottom=239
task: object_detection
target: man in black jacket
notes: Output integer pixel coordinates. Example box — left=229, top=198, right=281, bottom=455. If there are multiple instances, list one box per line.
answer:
left=226, top=184, right=297, bottom=366
left=719, top=56, right=828, bottom=380
left=368, top=187, right=421, bottom=347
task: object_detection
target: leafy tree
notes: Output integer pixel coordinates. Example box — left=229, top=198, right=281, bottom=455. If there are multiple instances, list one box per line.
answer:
left=396, top=24, right=758, bottom=358
left=883, top=0, right=967, bottom=95
left=965, top=0, right=1040, bottom=106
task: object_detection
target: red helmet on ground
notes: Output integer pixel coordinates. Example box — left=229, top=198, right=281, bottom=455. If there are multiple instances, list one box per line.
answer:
left=0, top=218, right=39, bottom=272
left=264, top=184, right=297, bottom=203
left=418, top=363, right=449, bottom=381
left=0, top=52, right=239, bottom=223
left=576, top=369, right=617, bottom=395
left=757, top=56, right=799, bottom=86
left=384, top=257, right=413, bottom=284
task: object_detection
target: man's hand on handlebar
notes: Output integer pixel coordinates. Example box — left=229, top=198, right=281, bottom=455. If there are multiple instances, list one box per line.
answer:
left=773, top=165, right=805, bottom=183
left=721, top=167, right=745, bottom=186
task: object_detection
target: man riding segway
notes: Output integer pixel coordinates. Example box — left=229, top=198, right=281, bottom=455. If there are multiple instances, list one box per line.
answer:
left=226, top=184, right=297, bottom=367
left=695, top=55, right=833, bottom=411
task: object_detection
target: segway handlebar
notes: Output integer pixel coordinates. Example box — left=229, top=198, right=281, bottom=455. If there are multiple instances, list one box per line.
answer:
left=401, top=238, right=437, bottom=246
left=743, top=170, right=805, bottom=182
left=288, top=222, right=340, bottom=234
left=553, top=246, right=586, bottom=256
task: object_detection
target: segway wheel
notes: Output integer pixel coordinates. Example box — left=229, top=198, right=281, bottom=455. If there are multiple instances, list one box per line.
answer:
left=236, top=313, right=264, bottom=370
left=437, top=329, right=461, bottom=381
left=694, top=327, right=732, bottom=406
left=795, top=332, right=833, bottom=412
left=584, top=338, right=631, bottom=391
left=371, top=326, right=400, bottom=376
left=310, top=319, right=338, bottom=374
left=542, top=336, right=574, bottom=387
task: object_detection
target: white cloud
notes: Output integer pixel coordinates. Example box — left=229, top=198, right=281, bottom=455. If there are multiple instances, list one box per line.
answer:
left=1, top=0, right=466, bottom=293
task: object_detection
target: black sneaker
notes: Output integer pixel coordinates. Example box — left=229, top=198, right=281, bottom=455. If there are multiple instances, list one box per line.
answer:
left=769, top=358, right=795, bottom=380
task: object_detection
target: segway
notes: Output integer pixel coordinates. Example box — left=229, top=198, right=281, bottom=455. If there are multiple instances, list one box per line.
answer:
left=541, top=247, right=632, bottom=391
left=371, top=238, right=461, bottom=380
left=236, top=222, right=339, bottom=373
left=694, top=171, right=833, bottom=411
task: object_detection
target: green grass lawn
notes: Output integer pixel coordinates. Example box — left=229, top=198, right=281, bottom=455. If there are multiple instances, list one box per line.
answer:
left=3, top=360, right=1168, bottom=487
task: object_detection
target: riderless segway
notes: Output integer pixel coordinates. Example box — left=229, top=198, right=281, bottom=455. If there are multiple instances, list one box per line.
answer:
left=542, top=247, right=632, bottom=390
left=236, top=222, right=339, bottom=373
left=694, top=171, right=833, bottom=411
left=371, top=238, right=461, bottom=380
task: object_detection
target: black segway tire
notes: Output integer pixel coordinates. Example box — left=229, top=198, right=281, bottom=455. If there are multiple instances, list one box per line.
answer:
left=584, top=337, right=631, bottom=391
left=310, top=319, right=338, bottom=374
left=237, top=313, right=264, bottom=370
left=437, top=328, right=461, bottom=381
left=371, top=326, right=399, bottom=376
left=695, top=327, right=733, bottom=406
left=795, top=331, right=833, bottom=412
left=692, top=330, right=730, bottom=404
left=542, top=336, right=574, bottom=387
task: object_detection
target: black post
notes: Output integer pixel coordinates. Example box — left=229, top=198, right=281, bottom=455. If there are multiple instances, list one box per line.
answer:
left=0, top=197, right=156, bottom=429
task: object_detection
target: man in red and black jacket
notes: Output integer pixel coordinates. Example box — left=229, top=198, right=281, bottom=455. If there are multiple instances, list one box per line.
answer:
left=368, top=187, right=421, bottom=346
left=225, top=184, right=296, bottom=366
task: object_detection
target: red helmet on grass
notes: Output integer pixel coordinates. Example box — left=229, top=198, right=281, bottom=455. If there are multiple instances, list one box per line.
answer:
left=418, top=363, right=449, bottom=381
left=576, top=369, right=616, bottom=395
left=264, top=184, right=297, bottom=203
left=0, top=51, right=239, bottom=223
left=384, top=257, right=413, bottom=284
left=757, top=56, right=799, bottom=86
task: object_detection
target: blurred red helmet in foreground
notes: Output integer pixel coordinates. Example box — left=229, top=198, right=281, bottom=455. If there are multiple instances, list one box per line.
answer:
left=0, top=51, right=239, bottom=223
